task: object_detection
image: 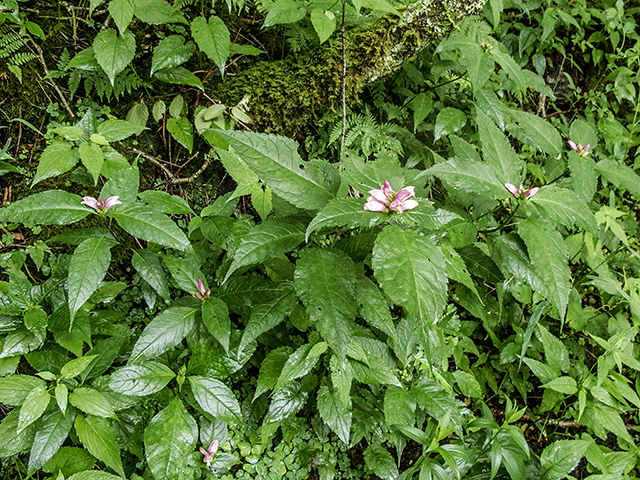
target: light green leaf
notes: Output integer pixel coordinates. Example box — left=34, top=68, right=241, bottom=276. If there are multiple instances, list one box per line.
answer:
left=306, top=197, right=386, bottom=241
left=264, top=382, right=307, bottom=423
left=373, top=224, right=447, bottom=325
left=250, top=183, right=273, bottom=220
left=310, top=8, right=336, bottom=44
left=531, top=185, right=598, bottom=233
left=108, top=0, right=134, bottom=34
left=97, top=119, right=146, bottom=142
left=595, top=159, right=640, bottom=199
left=28, top=407, right=76, bottom=473
left=67, top=469, right=124, bottom=479
left=166, top=117, right=194, bottom=153
left=423, top=157, right=505, bottom=198
left=18, top=387, right=50, bottom=433
left=150, top=35, right=195, bottom=75
left=68, top=237, right=111, bottom=325
left=568, top=153, right=597, bottom=203
left=537, top=324, right=570, bottom=374
left=0, top=375, right=45, bottom=406
left=154, top=66, right=204, bottom=90
left=75, top=414, right=124, bottom=477
left=464, top=49, right=494, bottom=92
left=541, top=377, right=577, bottom=395
left=69, top=388, right=116, bottom=418
left=434, top=108, right=467, bottom=141
left=508, top=109, right=563, bottom=157
left=228, top=44, right=265, bottom=56
left=216, top=131, right=336, bottom=210
left=364, top=443, right=398, bottom=480
left=226, top=218, right=305, bottom=281
left=66, top=47, right=99, bottom=71
left=490, top=44, right=526, bottom=93
left=263, top=0, right=306, bottom=26
left=384, top=386, right=415, bottom=425
left=55, top=384, right=68, bottom=415
left=138, top=190, right=194, bottom=215
left=489, top=233, right=543, bottom=292
left=188, top=376, right=242, bottom=424
left=92, top=29, right=136, bottom=85
left=411, top=92, right=433, bottom=131
left=131, top=249, right=170, bottom=300
left=100, top=165, right=139, bottom=203
left=452, top=370, right=483, bottom=398
left=0, top=191, right=87, bottom=226
left=42, top=446, right=96, bottom=477
left=360, top=0, right=399, bottom=14
left=0, top=409, right=35, bottom=457
left=475, top=88, right=506, bottom=129
left=540, top=440, right=589, bottom=480
left=111, top=203, right=191, bottom=251
left=101, top=146, right=130, bottom=178
left=61, top=355, right=99, bottom=379
left=275, top=343, right=321, bottom=392
left=125, top=101, right=149, bottom=128
left=477, top=110, right=524, bottom=183
left=129, top=306, right=198, bottom=361
left=518, top=219, right=571, bottom=319
left=202, top=297, right=231, bottom=353
left=355, top=273, right=395, bottom=337
left=255, top=346, right=292, bottom=399
left=134, top=0, right=184, bottom=24
left=32, top=140, right=80, bottom=186
left=317, top=384, right=351, bottom=444
left=109, top=361, right=175, bottom=396
left=162, top=254, right=204, bottom=294
left=78, top=142, right=104, bottom=184
left=152, top=100, right=166, bottom=122
left=191, top=16, right=230, bottom=76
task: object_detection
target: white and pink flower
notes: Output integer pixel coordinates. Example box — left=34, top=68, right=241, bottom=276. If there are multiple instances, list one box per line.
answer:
left=81, top=195, right=122, bottom=213
left=363, top=180, right=419, bottom=213
left=504, top=183, right=539, bottom=199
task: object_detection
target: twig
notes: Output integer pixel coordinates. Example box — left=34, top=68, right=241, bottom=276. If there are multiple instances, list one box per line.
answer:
left=131, top=149, right=212, bottom=184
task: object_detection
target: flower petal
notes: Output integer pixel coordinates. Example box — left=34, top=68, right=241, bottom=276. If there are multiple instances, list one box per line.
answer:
left=401, top=199, right=419, bottom=211
left=522, top=187, right=539, bottom=198
left=382, top=180, right=393, bottom=198
left=504, top=183, right=519, bottom=196
left=81, top=196, right=99, bottom=211
left=197, top=279, right=205, bottom=293
left=208, top=440, right=219, bottom=455
left=104, top=196, right=122, bottom=209
left=568, top=140, right=578, bottom=151
left=394, top=186, right=415, bottom=202
left=368, top=189, right=387, bottom=204
left=364, top=200, right=388, bottom=212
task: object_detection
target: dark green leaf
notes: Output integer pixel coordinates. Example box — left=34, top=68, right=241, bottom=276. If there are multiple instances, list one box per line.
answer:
left=18, top=387, right=50, bottom=433
left=255, top=346, right=292, bottom=399
left=150, top=35, right=195, bottom=75
left=0, top=409, right=35, bottom=457
left=138, top=190, right=194, bottom=215
left=78, top=141, right=104, bottom=184
left=188, top=376, right=242, bottom=424
left=531, top=185, right=598, bottom=233
left=0, top=375, right=46, bottom=406
left=364, top=443, right=398, bottom=480
left=109, top=361, right=176, bottom=396
left=457, top=244, right=503, bottom=284
left=69, top=388, right=116, bottom=418
left=306, top=198, right=386, bottom=241
left=191, top=16, right=230, bottom=75
left=32, top=140, right=79, bottom=186
left=131, top=249, right=170, bottom=300
left=507, top=109, right=562, bottom=157
left=154, top=67, right=204, bottom=90
left=540, top=440, right=589, bottom=480
left=43, top=446, right=96, bottom=477
left=100, top=165, right=139, bottom=203
left=28, top=407, right=76, bottom=473
left=383, top=386, right=415, bottom=425
left=202, top=297, right=231, bottom=353
left=97, top=119, right=146, bottom=142
left=355, top=273, right=394, bottom=337
left=0, top=190, right=91, bottom=226
left=264, top=382, right=307, bottom=423
left=166, top=117, right=194, bottom=153
left=317, top=384, right=351, bottom=444
left=477, top=110, right=524, bottom=183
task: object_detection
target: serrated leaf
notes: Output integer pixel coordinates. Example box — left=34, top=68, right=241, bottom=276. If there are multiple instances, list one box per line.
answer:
left=355, top=273, right=395, bottom=337
left=310, top=8, right=336, bottom=44
left=441, top=245, right=481, bottom=300
left=490, top=44, right=526, bottom=93
left=518, top=219, right=571, bottom=319
left=540, top=440, right=589, bottom=480
left=226, top=218, right=305, bottom=281
left=434, top=108, right=467, bottom=141
left=595, top=159, right=640, bottom=198
left=138, top=190, right=195, bottom=215
left=294, top=248, right=357, bottom=361
left=97, top=119, right=146, bottom=142
left=42, top=446, right=96, bottom=477
left=100, top=165, right=139, bottom=203
left=364, top=443, right=398, bottom=480
left=275, top=343, right=321, bottom=391
left=28, top=407, right=76, bottom=473
left=129, top=306, right=198, bottom=361
left=508, top=109, right=562, bottom=157
left=153, top=100, right=166, bottom=122
left=541, top=377, right=577, bottom=395
left=475, top=88, right=506, bottom=129
left=250, top=183, right=272, bottom=220
left=111, top=203, right=191, bottom=251
left=131, top=249, right=170, bottom=300
left=568, top=153, right=597, bottom=203
left=150, top=35, right=195, bottom=75
left=255, top=346, right=292, bottom=399
left=93, top=29, right=135, bottom=85
left=411, top=92, right=433, bottom=131
left=134, top=0, right=184, bottom=24
left=318, top=384, right=351, bottom=444
left=0, top=375, right=46, bottom=406
left=154, top=66, right=203, bottom=90
left=202, top=297, right=231, bottom=353
left=18, top=387, right=50, bottom=433
left=125, top=101, right=149, bottom=128
left=464, top=49, right=494, bottom=91
left=457, top=244, right=503, bottom=284
left=61, top=355, right=99, bottom=379
left=68, top=237, right=111, bottom=326
left=306, top=197, right=386, bottom=241
left=373, top=224, right=447, bottom=325
left=32, top=140, right=79, bottom=186
left=78, top=142, right=104, bottom=184
left=188, top=376, right=242, bottom=424
left=477, top=110, right=524, bottom=183
left=452, top=370, right=483, bottom=398
left=68, top=388, right=116, bottom=418
left=75, top=414, right=124, bottom=477
left=109, top=361, right=175, bottom=396
left=264, top=382, right=307, bottom=423
left=384, top=386, right=415, bottom=425
left=191, top=16, right=230, bottom=76
left=263, top=0, right=306, bottom=26
left=162, top=255, right=204, bottom=295
left=166, top=117, right=194, bottom=153
left=489, top=233, right=543, bottom=292
left=216, top=131, right=335, bottom=210
left=531, top=185, right=598, bottom=233
left=0, top=409, right=35, bottom=457
left=200, top=215, right=235, bottom=247
left=423, top=157, right=505, bottom=198
left=537, top=323, right=570, bottom=374
left=109, top=0, right=134, bottom=34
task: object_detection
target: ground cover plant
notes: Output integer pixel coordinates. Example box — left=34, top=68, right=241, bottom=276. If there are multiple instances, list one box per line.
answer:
left=1, top=0, right=640, bottom=479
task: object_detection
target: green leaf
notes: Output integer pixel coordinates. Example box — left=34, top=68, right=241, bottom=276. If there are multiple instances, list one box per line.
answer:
left=317, top=384, right=351, bottom=444
left=384, top=386, right=415, bottom=425
left=109, top=0, right=134, bottom=34
left=154, top=66, right=204, bottom=90
left=264, top=382, right=307, bottom=423
left=18, top=386, right=50, bottom=433
left=202, top=297, right=231, bottom=353
left=364, top=443, right=398, bottom=480
left=32, top=140, right=80, bottom=186
left=275, top=343, right=321, bottom=392
left=518, top=219, right=571, bottom=319
left=310, top=8, right=336, bottom=44
left=541, top=377, right=577, bottom=395
left=250, top=183, right=273, bottom=220
left=28, top=407, right=76, bottom=473
left=531, top=185, right=598, bottom=233
left=568, top=153, right=597, bottom=203
left=507, top=109, right=562, bottom=157
left=188, top=376, right=242, bottom=424
left=477, top=110, right=524, bottom=184
left=255, top=346, right=292, bottom=399
left=595, top=159, right=640, bottom=198
left=166, top=117, right=194, bottom=153
left=490, top=44, right=526, bottom=93
left=411, top=92, right=433, bottom=131
left=441, top=245, right=481, bottom=300
left=69, top=388, right=116, bottom=418
left=92, top=29, right=136, bottom=85
left=126, top=101, right=149, bottom=128
left=43, top=446, right=96, bottom=477
left=536, top=324, right=570, bottom=374
left=129, top=306, right=198, bottom=361
left=216, top=131, right=336, bottom=210
left=97, top=119, right=146, bottom=142
left=294, top=248, right=357, bottom=361
left=68, top=237, right=111, bottom=326
left=228, top=44, right=265, bottom=56
left=61, top=355, right=99, bottom=379
left=100, top=165, right=139, bottom=203
left=109, top=361, right=176, bottom=396
left=452, top=370, right=483, bottom=398
left=226, top=218, right=305, bottom=281
left=67, top=471, right=124, bottom=480
left=0, top=375, right=45, bottom=406
left=131, top=249, right=170, bottom=300
left=355, top=273, right=395, bottom=337
left=263, top=0, right=306, bottom=26
left=540, top=440, right=589, bottom=480
left=162, top=254, right=204, bottom=295
left=150, top=35, right=195, bottom=75
left=111, top=203, right=191, bottom=251
left=306, top=197, right=385, bottom=241
left=152, top=100, right=166, bottom=122
left=360, top=0, right=399, bottom=14
left=78, top=142, right=104, bottom=184
left=0, top=408, right=35, bottom=457
left=464, top=49, right=494, bottom=92
left=134, top=0, right=185, bottom=24
left=80, top=336, right=126, bottom=382
left=475, top=88, right=506, bottom=129
left=488, top=233, right=543, bottom=292
left=373, top=224, right=447, bottom=324
left=191, top=16, right=230, bottom=76
left=66, top=47, right=99, bottom=71
left=457, top=244, right=503, bottom=284
left=423, top=157, right=505, bottom=198
left=75, top=414, right=124, bottom=477
left=434, top=108, right=467, bottom=141
left=138, top=190, right=195, bottom=215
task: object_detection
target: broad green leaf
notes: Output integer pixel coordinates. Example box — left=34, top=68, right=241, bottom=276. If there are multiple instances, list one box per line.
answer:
left=131, top=249, right=170, bottom=300
left=0, top=375, right=45, bottom=406
left=568, top=153, right=597, bottom=203
left=152, top=100, right=166, bottom=122
left=464, top=49, right=494, bottom=91
left=111, top=203, right=191, bottom=251
left=507, top=109, right=562, bottom=157
left=188, top=376, right=242, bottom=424
left=138, top=190, right=194, bottom=215
left=255, top=346, right=293, bottom=399
left=162, top=254, right=204, bottom=294
left=317, top=384, right=351, bottom=444
left=97, top=119, right=146, bottom=142
left=109, top=361, right=175, bottom=396
left=154, top=66, right=204, bottom=90
left=69, top=388, right=116, bottom=418
left=28, top=407, right=76, bottom=473
left=250, top=183, right=273, bottom=220
left=50, top=126, right=84, bottom=140
left=150, top=35, right=195, bottom=75
left=569, top=118, right=598, bottom=152
left=364, top=443, right=398, bottom=480
left=32, top=140, right=79, bottom=186
left=239, top=289, right=298, bottom=355
left=537, top=324, right=570, bottom=374
left=80, top=336, right=126, bottom=382
left=477, top=110, right=524, bottom=183
left=55, top=384, right=68, bottom=415
left=489, top=233, right=543, bottom=292
left=92, top=29, right=136, bottom=85
left=68, top=237, right=111, bottom=325
left=263, top=0, right=306, bottom=26
left=109, top=0, right=134, bottom=34
left=75, top=414, right=124, bottom=477
left=360, top=0, right=399, bottom=14
left=457, top=244, right=503, bottom=284
left=310, top=8, right=336, bottom=44
left=129, top=306, right=198, bottom=361
left=518, top=219, right=571, bottom=319
left=306, top=197, right=386, bottom=241
left=531, top=185, right=598, bottom=233
left=226, top=218, right=305, bottom=281
left=541, top=377, right=577, bottom=395
left=275, top=343, right=321, bottom=392
left=373, top=224, right=447, bottom=325
left=125, top=100, right=149, bottom=128
left=490, top=45, right=526, bottom=92
left=67, top=471, right=124, bottom=480
left=434, top=108, right=467, bottom=141
left=355, top=273, right=395, bottom=337
left=42, top=446, right=96, bottom=477
left=595, top=159, right=640, bottom=198
left=48, top=228, right=114, bottom=246
left=0, top=409, right=34, bottom=457
left=215, top=147, right=260, bottom=193
left=66, top=47, right=99, bottom=70
left=342, top=155, right=413, bottom=196
left=134, top=0, right=184, bottom=24
left=384, top=386, right=415, bottom=425
left=294, top=248, right=357, bottom=361
left=216, top=131, right=335, bottom=210
left=228, top=44, right=265, bottom=56
left=349, top=355, right=400, bottom=386
left=18, top=386, right=50, bottom=433
left=452, top=370, right=483, bottom=397
left=100, top=165, right=139, bottom=203
left=166, top=117, right=194, bottom=153
left=61, top=355, right=99, bottom=379
left=330, top=354, right=353, bottom=410
left=540, top=440, right=589, bottom=480
left=264, top=382, right=307, bottom=423
left=441, top=245, right=481, bottom=301
left=475, top=88, right=506, bottom=129
left=202, top=297, right=231, bottom=353
left=78, top=142, right=104, bottom=184
left=191, top=16, right=230, bottom=76
left=423, top=157, right=505, bottom=198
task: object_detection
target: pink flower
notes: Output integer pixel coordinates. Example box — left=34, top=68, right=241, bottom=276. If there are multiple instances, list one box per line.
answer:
left=200, top=440, right=218, bottom=467
left=81, top=196, right=122, bottom=212
left=195, top=278, right=210, bottom=300
left=504, top=183, right=538, bottom=199
left=363, top=181, right=419, bottom=213
left=568, top=140, right=590, bottom=156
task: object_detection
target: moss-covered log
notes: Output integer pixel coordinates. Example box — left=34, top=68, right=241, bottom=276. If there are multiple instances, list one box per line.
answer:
left=211, top=0, right=487, bottom=135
